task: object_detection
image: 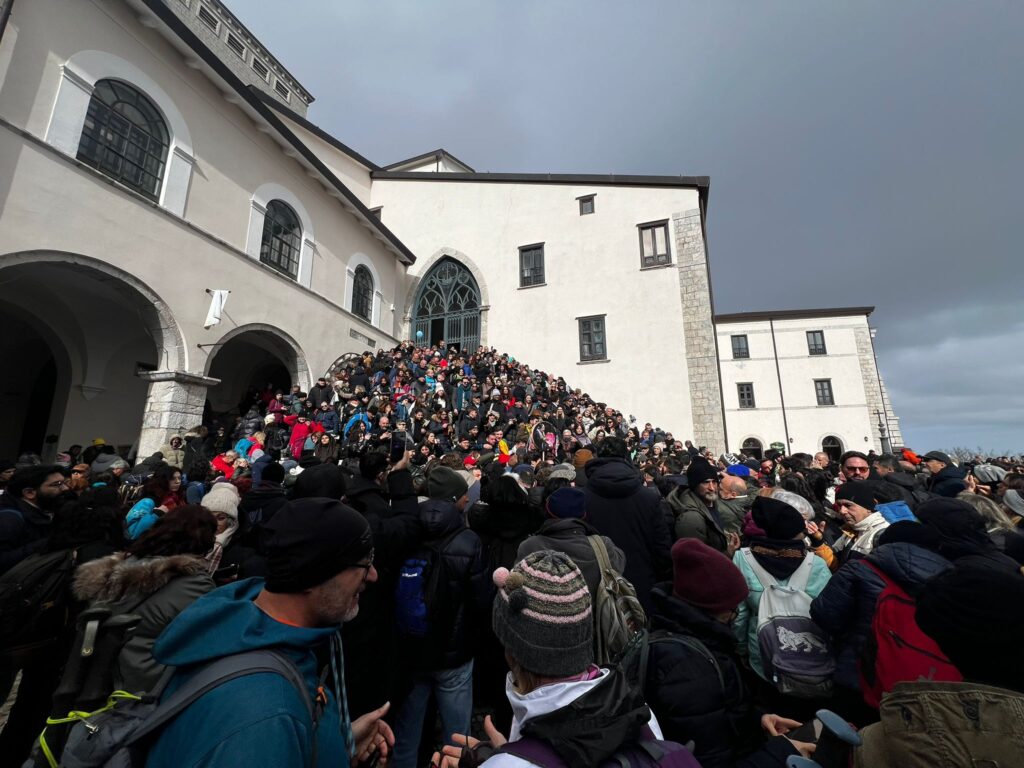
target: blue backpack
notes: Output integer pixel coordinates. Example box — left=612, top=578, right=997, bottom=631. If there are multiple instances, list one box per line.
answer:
left=394, top=530, right=461, bottom=639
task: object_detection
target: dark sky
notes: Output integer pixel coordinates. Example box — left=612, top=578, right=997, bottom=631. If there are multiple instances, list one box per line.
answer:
left=232, top=1, right=1024, bottom=452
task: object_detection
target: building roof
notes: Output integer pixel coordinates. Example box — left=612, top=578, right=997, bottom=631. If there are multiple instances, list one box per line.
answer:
left=714, top=306, right=875, bottom=323
left=382, top=149, right=476, bottom=173
left=130, top=0, right=415, bottom=264
left=372, top=170, right=710, bottom=191
left=250, top=88, right=380, bottom=171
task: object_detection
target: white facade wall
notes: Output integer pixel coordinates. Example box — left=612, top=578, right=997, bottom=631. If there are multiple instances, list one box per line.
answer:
left=372, top=178, right=705, bottom=436
left=717, top=312, right=883, bottom=456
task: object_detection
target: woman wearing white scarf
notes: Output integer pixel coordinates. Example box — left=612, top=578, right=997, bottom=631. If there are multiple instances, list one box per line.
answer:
left=201, top=481, right=240, bottom=574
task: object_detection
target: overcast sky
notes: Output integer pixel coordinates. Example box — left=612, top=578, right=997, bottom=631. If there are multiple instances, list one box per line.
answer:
left=233, top=1, right=1023, bottom=452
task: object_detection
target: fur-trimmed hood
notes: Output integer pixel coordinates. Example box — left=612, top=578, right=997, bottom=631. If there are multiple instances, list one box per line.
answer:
left=73, top=552, right=209, bottom=604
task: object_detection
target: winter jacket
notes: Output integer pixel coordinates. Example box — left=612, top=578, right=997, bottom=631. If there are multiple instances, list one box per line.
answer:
left=158, top=443, right=185, bottom=468
left=810, top=542, right=952, bottom=691
left=718, top=494, right=753, bottom=532
left=516, top=518, right=626, bottom=598
left=480, top=666, right=667, bottom=767
left=646, top=584, right=758, bottom=768
left=876, top=471, right=922, bottom=508
left=667, top=486, right=729, bottom=553
left=927, top=464, right=968, bottom=498
left=854, top=681, right=1024, bottom=768
left=147, top=578, right=350, bottom=768
left=0, top=500, right=51, bottom=574
left=236, top=482, right=288, bottom=552
left=125, top=493, right=183, bottom=540
left=308, top=384, right=333, bottom=409
left=72, top=553, right=214, bottom=693
left=469, top=497, right=544, bottom=576
left=314, top=408, right=341, bottom=434
left=732, top=546, right=832, bottom=680
left=411, top=499, right=490, bottom=668
left=582, top=457, right=672, bottom=613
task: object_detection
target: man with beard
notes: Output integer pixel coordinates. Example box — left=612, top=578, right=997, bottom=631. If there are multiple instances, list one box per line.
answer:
left=667, top=458, right=739, bottom=555
left=0, top=464, right=67, bottom=573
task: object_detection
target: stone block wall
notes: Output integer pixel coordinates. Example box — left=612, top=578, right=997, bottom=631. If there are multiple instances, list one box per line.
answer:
left=137, top=371, right=218, bottom=458
left=674, top=209, right=726, bottom=452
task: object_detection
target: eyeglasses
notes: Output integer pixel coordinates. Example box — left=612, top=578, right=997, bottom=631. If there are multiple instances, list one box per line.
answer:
left=844, top=465, right=870, bottom=475
left=44, top=479, right=69, bottom=489
left=349, top=551, right=375, bottom=579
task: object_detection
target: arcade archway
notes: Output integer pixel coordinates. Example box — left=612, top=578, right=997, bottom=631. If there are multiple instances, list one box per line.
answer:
left=204, top=326, right=309, bottom=418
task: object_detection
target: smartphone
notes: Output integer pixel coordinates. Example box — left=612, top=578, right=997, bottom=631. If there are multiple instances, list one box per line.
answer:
left=389, top=430, right=407, bottom=463
left=789, top=718, right=823, bottom=743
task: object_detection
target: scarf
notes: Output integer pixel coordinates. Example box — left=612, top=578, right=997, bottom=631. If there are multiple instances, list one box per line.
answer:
left=746, top=536, right=808, bottom=580
left=206, top=518, right=238, bottom=574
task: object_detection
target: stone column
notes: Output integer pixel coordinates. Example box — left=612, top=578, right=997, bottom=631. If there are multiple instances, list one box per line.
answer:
left=674, top=209, right=726, bottom=453
left=853, top=327, right=887, bottom=451
left=137, top=371, right=220, bottom=459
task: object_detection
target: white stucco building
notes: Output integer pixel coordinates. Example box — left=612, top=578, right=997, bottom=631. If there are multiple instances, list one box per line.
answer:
left=0, top=0, right=901, bottom=462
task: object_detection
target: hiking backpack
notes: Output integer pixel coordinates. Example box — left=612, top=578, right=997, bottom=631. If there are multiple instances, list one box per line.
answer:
left=497, top=727, right=700, bottom=768
left=394, top=530, right=462, bottom=642
left=26, top=649, right=319, bottom=768
left=741, top=549, right=835, bottom=699
left=858, top=561, right=962, bottom=709
left=0, top=545, right=78, bottom=654
left=267, top=427, right=290, bottom=454
left=588, top=535, right=647, bottom=666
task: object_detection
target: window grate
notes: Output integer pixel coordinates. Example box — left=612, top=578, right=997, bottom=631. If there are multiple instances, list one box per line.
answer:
left=815, top=379, right=835, bottom=406
left=260, top=200, right=301, bottom=279
left=731, top=335, right=750, bottom=359
left=274, top=80, right=291, bottom=100
left=807, top=330, right=827, bottom=356
left=352, top=266, right=374, bottom=322
left=76, top=79, right=168, bottom=201
left=226, top=33, right=246, bottom=59
left=251, top=58, right=270, bottom=81
left=197, top=5, right=220, bottom=32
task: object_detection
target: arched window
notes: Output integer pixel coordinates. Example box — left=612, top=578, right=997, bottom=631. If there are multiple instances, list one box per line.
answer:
left=260, top=200, right=301, bottom=278
left=822, top=435, right=844, bottom=462
left=352, top=265, right=374, bottom=322
left=76, top=79, right=169, bottom=201
left=741, top=437, right=763, bottom=461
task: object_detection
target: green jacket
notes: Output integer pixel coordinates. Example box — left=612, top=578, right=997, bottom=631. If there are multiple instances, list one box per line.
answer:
left=855, top=681, right=1024, bottom=768
left=717, top=494, right=752, bottom=532
left=667, top=487, right=728, bottom=553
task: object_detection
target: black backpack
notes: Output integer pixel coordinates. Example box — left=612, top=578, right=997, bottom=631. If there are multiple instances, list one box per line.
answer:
left=394, top=530, right=461, bottom=660
left=267, top=428, right=290, bottom=453
left=0, top=545, right=78, bottom=653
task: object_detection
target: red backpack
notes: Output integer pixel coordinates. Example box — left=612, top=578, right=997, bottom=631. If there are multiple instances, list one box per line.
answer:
left=858, top=561, right=962, bottom=708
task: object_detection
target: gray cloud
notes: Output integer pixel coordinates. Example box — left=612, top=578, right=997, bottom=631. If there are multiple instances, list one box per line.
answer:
left=231, top=0, right=1024, bottom=450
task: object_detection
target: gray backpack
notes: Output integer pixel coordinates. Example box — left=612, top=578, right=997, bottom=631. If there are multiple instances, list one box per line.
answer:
left=588, top=535, right=646, bottom=666
left=742, top=549, right=834, bottom=699
left=30, top=650, right=317, bottom=768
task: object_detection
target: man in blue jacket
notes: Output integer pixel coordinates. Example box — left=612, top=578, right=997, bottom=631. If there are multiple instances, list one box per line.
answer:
left=146, top=498, right=394, bottom=767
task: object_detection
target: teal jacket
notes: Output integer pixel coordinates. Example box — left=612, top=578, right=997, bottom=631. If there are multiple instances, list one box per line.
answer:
left=731, top=548, right=832, bottom=680
left=147, top=578, right=350, bottom=768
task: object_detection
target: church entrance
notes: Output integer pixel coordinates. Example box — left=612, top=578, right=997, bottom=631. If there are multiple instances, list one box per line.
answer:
left=412, top=258, right=481, bottom=352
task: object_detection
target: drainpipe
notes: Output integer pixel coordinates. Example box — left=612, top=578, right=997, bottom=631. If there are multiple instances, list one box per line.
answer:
left=769, top=318, right=791, bottom=449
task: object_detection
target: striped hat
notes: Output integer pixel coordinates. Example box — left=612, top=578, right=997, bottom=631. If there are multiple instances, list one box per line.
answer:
left=492, top=550, right=593, bottom=677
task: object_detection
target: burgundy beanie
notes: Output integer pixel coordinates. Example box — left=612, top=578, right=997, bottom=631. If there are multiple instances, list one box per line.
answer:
left=671, top=538, right=749, bottom=613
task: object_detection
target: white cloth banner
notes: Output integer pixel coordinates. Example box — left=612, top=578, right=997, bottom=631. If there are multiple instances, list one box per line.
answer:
left=204, top=289, right=230, bottom=329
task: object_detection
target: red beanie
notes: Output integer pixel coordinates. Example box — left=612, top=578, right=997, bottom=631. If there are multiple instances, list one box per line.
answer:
left=671, top=539, right=749, bottom=614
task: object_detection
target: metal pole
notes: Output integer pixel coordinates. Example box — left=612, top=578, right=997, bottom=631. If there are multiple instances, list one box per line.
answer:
left=876, top=410, right=891, bottom=454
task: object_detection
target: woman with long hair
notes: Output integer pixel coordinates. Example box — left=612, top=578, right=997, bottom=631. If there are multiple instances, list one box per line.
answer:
left=124, top=465, right=185, bottom=540
left=72, top=505, right=216, bottom=693
left=314, top=432, right=340, bottom=465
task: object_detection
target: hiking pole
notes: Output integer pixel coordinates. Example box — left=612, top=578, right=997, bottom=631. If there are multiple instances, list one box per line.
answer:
left=77, top=613, right=142, bottom=709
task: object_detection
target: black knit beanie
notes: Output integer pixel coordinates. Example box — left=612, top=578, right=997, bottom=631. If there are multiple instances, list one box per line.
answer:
left=752, top=495, right=805, bottom=539
left=263, top=498, right=372, bottom=593
left=686, top=458, right=720, bottom=487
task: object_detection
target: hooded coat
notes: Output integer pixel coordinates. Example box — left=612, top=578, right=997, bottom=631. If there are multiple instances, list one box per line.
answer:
left=926, top=464, right=968, bottom=498
left=810, top=542, right=953, bottom=691
left=72, top=552, right=214, bottom=693
left=581, top=457, right=673, bottom=613
left=666, top=486, right=729, bottom=553
left=645, top=584, right=758, bottom=768
left=516, top=518, right=625, bottom=598
left=146, top=578, right=351, bottom=768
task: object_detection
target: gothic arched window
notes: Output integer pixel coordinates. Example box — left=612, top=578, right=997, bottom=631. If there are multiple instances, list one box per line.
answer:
left=260, top=200, right=302, bottom=278
left=77, top=79, right=169, bottom=201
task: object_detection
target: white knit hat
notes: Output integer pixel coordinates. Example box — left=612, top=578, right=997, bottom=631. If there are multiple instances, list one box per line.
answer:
left=201, top=482, right=239, bottom=520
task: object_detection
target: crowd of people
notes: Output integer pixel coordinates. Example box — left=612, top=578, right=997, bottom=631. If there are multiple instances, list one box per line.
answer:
left=1, top=340, right=1023, bottom=768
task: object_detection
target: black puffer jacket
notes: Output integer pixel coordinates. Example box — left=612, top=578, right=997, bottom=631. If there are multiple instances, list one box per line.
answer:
left=876, top=471, right=921, bottom=508
left=645, top=584, right=757, bottom=768
left=416, top=499, right=490, bottom=668
left=810, top=542, right=952, bottom=690
left=582, top=457, right=673, bottom=613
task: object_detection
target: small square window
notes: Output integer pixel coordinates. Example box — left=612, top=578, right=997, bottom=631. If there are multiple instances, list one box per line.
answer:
left=815, top=379, right=835, bottom=406
left=737, top=383, right=756, bottom=409
left=578, top=195, right=595, bottom=215
left=807, top=330, right=827, bottom=356
left=197, top=4, right=220, bottom=33
left=638, top=220, right=670, bottom=267
left=519, top=244, right=545, bottom=288
left=251, top=58, right=270, bottom=81
left=731, top=335, right=749, bottom=359
left=578, top=315, right=607, bottom=361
